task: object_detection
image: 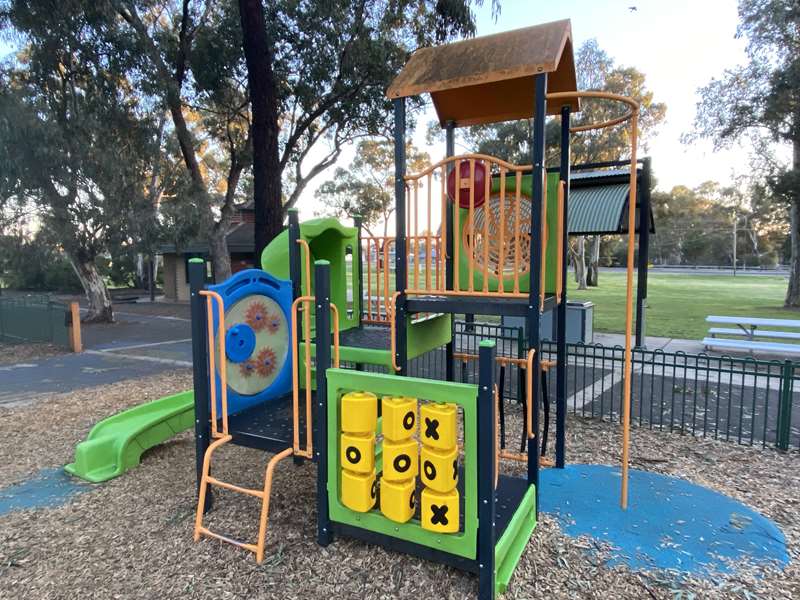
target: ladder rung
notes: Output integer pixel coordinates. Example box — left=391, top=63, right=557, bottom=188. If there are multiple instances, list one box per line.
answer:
left=197, top=527, right=258, bottom=553
left=206, top=476, right=264, bottom=499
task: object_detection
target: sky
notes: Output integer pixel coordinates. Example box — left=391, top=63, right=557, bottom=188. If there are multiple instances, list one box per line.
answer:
left=299, top=0, right=755, bottom=219
left=0, top=1, right=762, bottom=221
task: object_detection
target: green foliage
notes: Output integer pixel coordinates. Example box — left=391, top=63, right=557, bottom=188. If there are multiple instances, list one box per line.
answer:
left=0, top=232, right=82, bottom=292
left=316, top=139, right=430, bottom=236
left=689, top=0, right=799, bottom=302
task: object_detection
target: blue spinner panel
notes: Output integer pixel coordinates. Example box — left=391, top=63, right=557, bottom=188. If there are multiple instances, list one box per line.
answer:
left=208, top=269, right=293, bottom=416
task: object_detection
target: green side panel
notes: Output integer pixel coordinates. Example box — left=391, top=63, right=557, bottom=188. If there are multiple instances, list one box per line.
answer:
left=64, top=390, right=195, bottom=483
left=407, top=313, right=452, bottom=357
left=304, top=313, right=453, bottom=376
left=260, top=216, right=360, bottom=332
left=495, top=485, right=537, bottom=595
left=456, top=172, right=559, bottom=294
left=326, top=369, right=479, bottom=559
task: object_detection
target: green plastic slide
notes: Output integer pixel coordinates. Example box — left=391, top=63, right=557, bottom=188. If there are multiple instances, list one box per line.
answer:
left=64, top=390, right=195, bottom=483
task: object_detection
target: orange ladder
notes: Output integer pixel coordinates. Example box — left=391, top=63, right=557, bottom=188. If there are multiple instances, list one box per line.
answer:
left=193, top=290, right=339, bottom=563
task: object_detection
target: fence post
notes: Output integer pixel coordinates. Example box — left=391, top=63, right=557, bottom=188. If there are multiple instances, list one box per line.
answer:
left=777, top=360, right=793, bottom=451
left=69, top=302, right=82, bottom=352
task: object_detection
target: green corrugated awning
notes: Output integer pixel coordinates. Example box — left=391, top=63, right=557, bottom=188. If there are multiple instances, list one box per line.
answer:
left=567, top=179, right=654, bottom=236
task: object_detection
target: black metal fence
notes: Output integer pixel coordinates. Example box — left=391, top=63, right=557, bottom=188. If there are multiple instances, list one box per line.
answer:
left=452, top=321, right=800, bottom=452
left=0, top=294, right=70, bottom=347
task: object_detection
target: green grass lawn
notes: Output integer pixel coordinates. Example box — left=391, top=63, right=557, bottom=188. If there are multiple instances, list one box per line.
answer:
left=569, top=271, right=800, bottom=339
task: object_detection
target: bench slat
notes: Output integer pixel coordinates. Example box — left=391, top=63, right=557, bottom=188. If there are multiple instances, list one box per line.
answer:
left=702, top=337, right=800, bottom=354
left=706, top=315, right=800, bottom=328
left=707, top=328, right=800, bottom=340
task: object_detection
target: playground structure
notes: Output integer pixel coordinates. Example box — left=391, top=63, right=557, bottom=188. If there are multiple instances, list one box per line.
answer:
left=65, top=19, right=655, bottom=599
left=181, top=19, right=643, bottom=599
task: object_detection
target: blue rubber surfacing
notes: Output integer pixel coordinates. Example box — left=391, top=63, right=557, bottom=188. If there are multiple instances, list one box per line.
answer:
left=539, top=464, right=789, bottom=576
left=0, top=468, right=91, bottom=517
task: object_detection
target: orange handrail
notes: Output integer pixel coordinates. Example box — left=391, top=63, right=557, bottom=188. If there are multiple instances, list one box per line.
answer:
left=525, top=348, right=536, bottom=441
left=540, top=171, right=548, bottom=312
left=296, top=239, right=312, bottom=296
left=200, top=290, right=228, bottom=438
left=291, top=296, right=314, bottom=458
left=545, top=89, right=640, bottom=509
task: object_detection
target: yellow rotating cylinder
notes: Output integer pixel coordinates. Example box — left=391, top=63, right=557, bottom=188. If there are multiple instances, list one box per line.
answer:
left=420, top=402, right=459, bottom=533
left=340, top=391, right=378, bottom=513
left=380, top=396, right=419, bottom=523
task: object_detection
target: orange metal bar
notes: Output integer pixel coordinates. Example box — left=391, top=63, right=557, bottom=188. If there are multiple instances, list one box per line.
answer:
left=404, top=152, right=527, bottom=181
left=440, top=166, right=447, bottom=292
left=453, top=352, right=528, bottom=367
left=468, top=159, right=475, bottom=292
left=193, top=433, right=233, bottom=540
left=621, top=111, right=639, bottom=510
left=405, top=288, right=528, bottom=299
left=525, top=348, right=536, bottom=440
left=513, top=171, right=522, bottom=294
left=498, top=169, right=506, bottom=293
left=374, top=238, right=381, bottom=320
left=196, top=526, right=258, bottom=553
left=255, top=447, right=294, bottom=563
left=330, top=303, right=340, bottom=368
left=482, top=159, right=491, bottom=292
left=69, top=302, right=82, bottom=352
left=426, top=173, right=432, bottom=291
left=296, top=239, right=312, bottom=296
left=365, top=239, right=373, bottom=321
left=205, top=475, right=264, bottom=499
left=556, top=181, right=565, bottom=303
left=413, top=179, right=420, bottom=290
left=541, top=89, right=640, bottom=509
left=454, top=164, right=461, bottom=292
left=545, top=91, right=639, bottom=134
left=382, top=240, right=390, bottom=319
left=200, top=290, right=228, bottom=437
left=291, top=296, right=314, bottom=458
left=540, top=172, right=548, bottom=312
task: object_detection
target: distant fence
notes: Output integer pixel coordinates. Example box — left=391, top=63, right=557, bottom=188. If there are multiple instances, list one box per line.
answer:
left=0, top=295, right=71, bottom=347
left=451, top=321, right=799, bottom=452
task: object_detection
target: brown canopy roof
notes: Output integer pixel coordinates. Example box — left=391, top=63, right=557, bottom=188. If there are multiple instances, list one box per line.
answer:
left=387, top=19, right=579, bottom=127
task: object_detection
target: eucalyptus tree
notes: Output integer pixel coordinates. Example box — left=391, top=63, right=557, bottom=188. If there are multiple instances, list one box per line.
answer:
left=0, top=4, right=158, bottom=321
left=690, top=0, right=800, bottom=305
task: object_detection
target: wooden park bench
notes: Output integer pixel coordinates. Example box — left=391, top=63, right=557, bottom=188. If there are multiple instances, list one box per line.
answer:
left=702, top=315, right=800, bottom=355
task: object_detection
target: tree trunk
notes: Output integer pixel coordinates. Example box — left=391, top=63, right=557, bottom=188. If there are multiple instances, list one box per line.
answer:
left=569, top=235, right=586, bottom=290
left=238, top=0, right=282, bottom=263
left=785, top=136, right=800, bottom=307
left=70, top=256, right=113, bottom=323
left=570, top=236, right=588, bottom=290
left=587, top=235, right=601, bottom=287
left=209, top=225, right=232, bottom=283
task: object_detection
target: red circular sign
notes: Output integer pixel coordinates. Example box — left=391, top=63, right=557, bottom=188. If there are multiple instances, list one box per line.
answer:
left=446, top=160, right=488, bottom=208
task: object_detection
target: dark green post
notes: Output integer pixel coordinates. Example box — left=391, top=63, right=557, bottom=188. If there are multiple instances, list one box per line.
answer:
left=777, top=360, right=794, bottom=451
left=477, top=339, right=496, bottom=600
left=189, top=258, right=212, bottom=510
left=315, top=260, right=334, bottom=545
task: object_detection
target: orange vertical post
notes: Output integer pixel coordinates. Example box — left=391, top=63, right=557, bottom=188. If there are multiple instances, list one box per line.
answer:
left=69, top=302, right=82, bottom=353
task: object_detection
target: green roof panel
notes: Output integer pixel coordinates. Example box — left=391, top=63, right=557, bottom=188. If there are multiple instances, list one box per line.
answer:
left=568, top=183, right=630, bottom=235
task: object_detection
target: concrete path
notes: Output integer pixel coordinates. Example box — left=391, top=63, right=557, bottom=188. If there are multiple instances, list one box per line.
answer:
left=0, top=302, right=193, bottom=407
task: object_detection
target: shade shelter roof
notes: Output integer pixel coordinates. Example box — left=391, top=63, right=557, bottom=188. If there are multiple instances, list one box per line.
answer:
left=568, top=169, right=655, bottom=236
left=386, top=19, right=579, bottom=127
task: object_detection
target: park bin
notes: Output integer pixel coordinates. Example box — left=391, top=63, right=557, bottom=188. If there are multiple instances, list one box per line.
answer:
left=503, top=301, right=593, bottom=344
